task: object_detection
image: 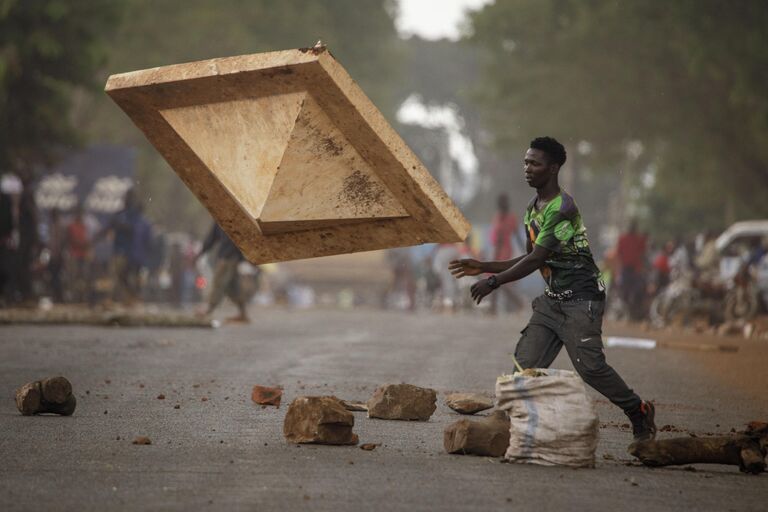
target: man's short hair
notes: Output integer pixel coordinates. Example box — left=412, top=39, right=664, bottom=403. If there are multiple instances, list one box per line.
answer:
left=530, top=136, right=567, bottom=167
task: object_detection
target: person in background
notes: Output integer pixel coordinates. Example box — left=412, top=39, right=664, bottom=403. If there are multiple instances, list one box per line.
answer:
left=96, top=189, right=152, bottom=307
left=386, top=247, right=416, bottom=311
left=195, top=222, right=250, bottom=323
left=649, top=240, right=673, bottom=296
left=489, top=193, right=524, bottom=314
left=0, top=185, right=14, bottom=304
left=432, top=242, right=461, bottom=312
left=669, top=236, right=691, bottom=280
left=65, top=203, right=92, bottom=303
left=747, top=237, right=767, bottom=269
left=16, top=176, right=40, bottom=304
left=694, top=230, right=719, bottom=283
left=616, top=220, right=648, bottom=321
left=46, top=209, right=66, bottom=303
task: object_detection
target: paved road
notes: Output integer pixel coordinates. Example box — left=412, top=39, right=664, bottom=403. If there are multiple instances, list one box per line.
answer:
left=1, top=308, right=766, bottom=511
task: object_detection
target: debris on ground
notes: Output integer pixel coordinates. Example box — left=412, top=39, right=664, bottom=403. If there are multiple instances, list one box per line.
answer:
left=360, top=443, right=378, bottom=451
left=367, top=383, right=436, bottom=421
left=132, top=436, right=152, bottom=445
left=283, top=396, right=358, bottom=445
left=498, top=369, right=546, bottom=379
left=660, top=424, right=687, bottom=433
left=444, top=393, right=494, bottom=415
left=629, top=422, right=768, bottom=474
left=15, top=376, right=76, bottom=416
left=444, top=410, right=510, bottom=457
left=0, top=307, right=214, bottom=328
left=339, top=399, right=368, bottom=412
left=251, top=385, right=283, bottom=407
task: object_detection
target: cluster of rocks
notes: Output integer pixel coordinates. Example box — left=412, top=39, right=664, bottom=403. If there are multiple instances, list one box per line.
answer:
left=443, top=393, right=509, bottom=456
left=283, top=383, right=438, bottom=446
left=282, top=383, right=509, bottom=457
left=14, top=376, right=509, bottom=458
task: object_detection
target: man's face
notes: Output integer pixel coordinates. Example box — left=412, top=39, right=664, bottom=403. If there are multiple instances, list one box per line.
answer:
left=524, top=148, right=557, bottom=188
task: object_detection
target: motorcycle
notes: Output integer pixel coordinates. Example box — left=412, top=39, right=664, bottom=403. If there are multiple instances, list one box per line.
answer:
left=649, top=263, right=759, bottom=328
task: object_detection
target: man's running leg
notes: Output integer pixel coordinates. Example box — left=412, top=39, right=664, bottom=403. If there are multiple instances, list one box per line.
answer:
left=556, top=298, right=656, bottom=441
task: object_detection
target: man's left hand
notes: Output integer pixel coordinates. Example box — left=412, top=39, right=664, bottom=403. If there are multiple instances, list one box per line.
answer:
left=470, top=279, right=494, bottom=304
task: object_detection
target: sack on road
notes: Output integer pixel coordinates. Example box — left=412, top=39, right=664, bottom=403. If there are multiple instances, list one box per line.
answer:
left=495, top=369, right=598, bottom=468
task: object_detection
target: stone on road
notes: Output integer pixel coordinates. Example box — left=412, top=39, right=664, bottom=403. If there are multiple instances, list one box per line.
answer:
left=251, top=385, right=283, bottom=407
left=444, top=410, right=510, bottom=457
left=444, top=392, right=494, bottom=415
left=283, top=396, right=358, bottom=445
left=367, top=383, right=437, bottom=421
left=15, top=376, right=76, bottom=416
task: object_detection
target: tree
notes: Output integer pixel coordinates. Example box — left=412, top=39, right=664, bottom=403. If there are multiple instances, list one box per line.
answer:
left=468, top=0, right=768, bottom=236
left=0, top=0, right=119, bottom=179
left=77, top=0, right=402, bottom=235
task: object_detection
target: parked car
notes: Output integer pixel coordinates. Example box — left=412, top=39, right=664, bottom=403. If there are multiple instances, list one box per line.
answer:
left=716, top=220, right=768, bottom=307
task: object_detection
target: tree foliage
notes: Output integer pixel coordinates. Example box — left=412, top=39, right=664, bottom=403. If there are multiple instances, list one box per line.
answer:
left=469, top=0, right=768, bottom=235
left=75, top=0, right=402, bottom=234
left=0, top=0, right=118, bottom=179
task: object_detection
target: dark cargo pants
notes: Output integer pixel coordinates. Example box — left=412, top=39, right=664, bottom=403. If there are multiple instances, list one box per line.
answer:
left=514, top=294, right=642, bottom=412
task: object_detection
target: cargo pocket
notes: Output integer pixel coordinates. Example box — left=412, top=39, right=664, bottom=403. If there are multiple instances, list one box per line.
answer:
left=575, top=336, right=606, bottom=373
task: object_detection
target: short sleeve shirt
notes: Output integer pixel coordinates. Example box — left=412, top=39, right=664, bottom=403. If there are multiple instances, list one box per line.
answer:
left=524, top=192, right=603, bottom=300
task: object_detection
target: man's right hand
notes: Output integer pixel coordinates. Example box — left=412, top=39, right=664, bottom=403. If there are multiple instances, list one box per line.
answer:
left=448, top=258, right=485, bottom=278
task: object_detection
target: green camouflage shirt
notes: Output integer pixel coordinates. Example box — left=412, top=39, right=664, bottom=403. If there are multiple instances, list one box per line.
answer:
left=524, top=192, right=603, bottom=300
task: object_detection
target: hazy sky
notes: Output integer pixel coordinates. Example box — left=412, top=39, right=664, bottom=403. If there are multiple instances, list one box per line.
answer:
left=396, top=0, right=493, bottom=40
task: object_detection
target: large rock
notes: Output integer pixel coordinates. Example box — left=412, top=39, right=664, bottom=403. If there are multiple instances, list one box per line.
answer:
left=283, top=396, right=358, bottom=445
left=444, top=392, right=494, bottom=414
left=367, top=384, right=436, bottom=421
left=444, top=410, right=510, bottom=457
left=15, top=376, right=76, bottom=416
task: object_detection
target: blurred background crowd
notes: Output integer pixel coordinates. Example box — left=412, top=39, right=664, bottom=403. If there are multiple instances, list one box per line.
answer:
left=1, top=0, right=767, bottom=328
left=2, top=177, right=767, bottom=330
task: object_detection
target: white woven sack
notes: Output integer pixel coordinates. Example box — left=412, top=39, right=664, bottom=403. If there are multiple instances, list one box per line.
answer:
left=495, top=369, right=598, bottom=468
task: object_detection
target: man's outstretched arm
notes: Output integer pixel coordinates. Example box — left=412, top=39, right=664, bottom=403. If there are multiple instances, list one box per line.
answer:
left=448, top=255, right=525, bottom=278
left=448, top=238, right=533, bottom=278
left=470, top=244, right=552, bottom=304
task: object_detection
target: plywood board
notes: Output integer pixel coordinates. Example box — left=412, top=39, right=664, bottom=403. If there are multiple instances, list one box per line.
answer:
left=105, top=46, right=470, bottom=263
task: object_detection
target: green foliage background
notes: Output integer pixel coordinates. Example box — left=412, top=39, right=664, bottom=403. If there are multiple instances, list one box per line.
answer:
left=0, top=0, right=119, bottom=178
left=84, top=0, right=402, bottom=236
left=469, top=0, right=768, bottom=236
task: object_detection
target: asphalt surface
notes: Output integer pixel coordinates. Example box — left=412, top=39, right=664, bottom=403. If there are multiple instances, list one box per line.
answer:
left=1, top=308, right=766, bottom=511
